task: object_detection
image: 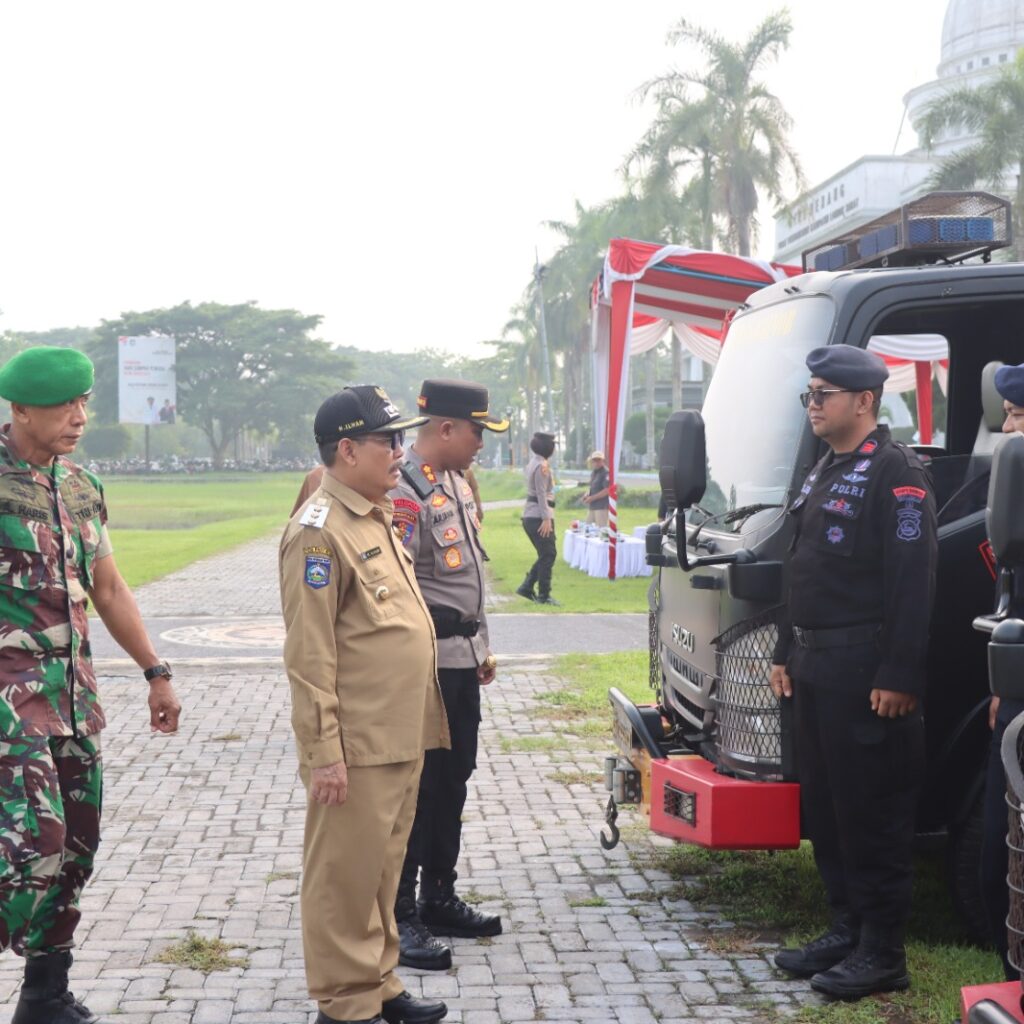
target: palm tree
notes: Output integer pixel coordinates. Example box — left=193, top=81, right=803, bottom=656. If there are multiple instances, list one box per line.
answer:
left=633, top=10, right=803, bottom=257
left=917, top=51, right=1024, bottom=257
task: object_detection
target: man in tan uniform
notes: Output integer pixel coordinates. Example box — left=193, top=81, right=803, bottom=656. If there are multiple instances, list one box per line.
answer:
left=280, top=385, right=450, bottom=1024
left=389, top=380, right=508, bottom=970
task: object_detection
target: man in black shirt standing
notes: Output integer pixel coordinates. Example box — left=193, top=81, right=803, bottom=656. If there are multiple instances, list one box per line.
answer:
left=770, top=345, right=936, bottom=1000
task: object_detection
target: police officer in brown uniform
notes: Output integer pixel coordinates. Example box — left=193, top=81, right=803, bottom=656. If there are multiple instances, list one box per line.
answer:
left=280, top=385, right=451, bottom=1024
left=388, top=380, right=508, bottom=969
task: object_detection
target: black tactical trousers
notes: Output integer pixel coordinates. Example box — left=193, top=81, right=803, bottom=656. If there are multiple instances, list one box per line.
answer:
left=981, top=697, right=1024, bottom=979
left=793, top=673, right=924, bottom=929
left=522, top=517, right=556, bottom=599
left=399, top=667, right=481, bottom=900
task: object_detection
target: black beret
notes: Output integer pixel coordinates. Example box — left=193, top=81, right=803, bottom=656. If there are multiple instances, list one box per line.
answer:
left=995, top=364, right=1024, bottom=407
left=806, top=346, right=889, bottom=390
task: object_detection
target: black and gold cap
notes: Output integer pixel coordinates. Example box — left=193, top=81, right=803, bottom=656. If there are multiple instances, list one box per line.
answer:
left=313, top=385, right=428, bottom=444
left=417, top=378, right=509, bottom=433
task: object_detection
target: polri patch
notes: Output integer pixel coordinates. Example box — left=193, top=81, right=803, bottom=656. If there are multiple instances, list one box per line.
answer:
left=826, top=525, right=845, bottom=544
left=443, top=527, right=458, bottom=542
left=444, top=547, right=462, bottom=569
left=893, top=486, right=926, bottom=542
left=305, top=554, right=331, bottom=589
left=360, top=546, right=382, bottom=561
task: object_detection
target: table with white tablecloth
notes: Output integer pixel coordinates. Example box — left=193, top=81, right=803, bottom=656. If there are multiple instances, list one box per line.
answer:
left=562, top=530, right=652, bottom=578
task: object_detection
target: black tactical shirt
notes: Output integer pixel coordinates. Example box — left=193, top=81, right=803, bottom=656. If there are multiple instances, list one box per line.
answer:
left=772, top=425, right=937, bottom=696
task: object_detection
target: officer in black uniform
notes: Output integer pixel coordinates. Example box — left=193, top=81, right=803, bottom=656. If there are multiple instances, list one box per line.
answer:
left=980, top=362, right=1024, bottom=980
left=770, top=345, right=937, bottom=1000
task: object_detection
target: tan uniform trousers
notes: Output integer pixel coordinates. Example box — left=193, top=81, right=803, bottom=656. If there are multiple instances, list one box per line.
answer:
left=301, top=757, right=422, bottom=1020
left=586, top=508, right=609, bottom=528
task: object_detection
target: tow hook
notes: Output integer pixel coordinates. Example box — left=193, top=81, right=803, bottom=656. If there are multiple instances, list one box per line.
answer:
left=600, top=794, right=620, bottom=850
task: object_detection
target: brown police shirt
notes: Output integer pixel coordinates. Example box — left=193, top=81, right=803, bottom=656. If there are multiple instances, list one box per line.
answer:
left=279, top=472, right=449, bottom=770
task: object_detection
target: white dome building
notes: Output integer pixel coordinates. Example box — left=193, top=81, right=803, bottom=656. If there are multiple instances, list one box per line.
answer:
left=774, top=0, right=1020, bottom=265
left=904, top=0, right=1024, bottom=155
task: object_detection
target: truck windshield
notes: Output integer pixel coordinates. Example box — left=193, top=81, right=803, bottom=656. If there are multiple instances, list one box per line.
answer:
left=689, top=295, right=836, bottom=530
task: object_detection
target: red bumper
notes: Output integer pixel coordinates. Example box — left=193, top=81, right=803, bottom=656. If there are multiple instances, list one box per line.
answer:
left=961, top=981, right=1024, bottom=1022
left=649, top=755, right=801, bottom=850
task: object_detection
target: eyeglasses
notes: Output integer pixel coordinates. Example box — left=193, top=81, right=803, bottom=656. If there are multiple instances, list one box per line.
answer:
left=352, top=431, right=404, bottom=451
left=799, top=388, right=854, bottom=409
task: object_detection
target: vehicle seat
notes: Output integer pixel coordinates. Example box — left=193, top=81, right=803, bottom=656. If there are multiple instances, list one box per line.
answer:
left=937, top=361, right=1003, bottom=524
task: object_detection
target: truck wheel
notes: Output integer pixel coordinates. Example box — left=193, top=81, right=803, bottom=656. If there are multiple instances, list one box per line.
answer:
left=947, top=789, right=990, bottom=944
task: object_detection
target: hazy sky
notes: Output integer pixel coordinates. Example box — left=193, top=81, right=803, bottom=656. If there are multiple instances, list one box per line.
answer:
left=0, top=1, right=946, bottom=354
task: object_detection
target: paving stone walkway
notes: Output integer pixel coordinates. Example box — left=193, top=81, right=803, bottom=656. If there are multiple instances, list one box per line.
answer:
left=0, top=534, right=816, bottom=1023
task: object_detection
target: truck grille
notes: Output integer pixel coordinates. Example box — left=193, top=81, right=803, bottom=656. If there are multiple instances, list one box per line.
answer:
left=713, top=614, right=783, bottom=781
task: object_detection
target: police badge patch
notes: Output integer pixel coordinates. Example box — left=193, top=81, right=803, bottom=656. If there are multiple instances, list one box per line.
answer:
left=826, top=525, right=845, bottom=544
left=892, top=485, right=926, bottom=542
left=305, top=554, right=331, bottom=589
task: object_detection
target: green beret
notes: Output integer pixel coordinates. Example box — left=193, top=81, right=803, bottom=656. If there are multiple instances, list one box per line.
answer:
left=0, top=347, right=95, bottom=406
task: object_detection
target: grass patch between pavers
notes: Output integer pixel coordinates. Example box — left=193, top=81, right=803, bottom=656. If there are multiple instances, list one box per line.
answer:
left=154, top=932, right=250, bottom=973
left=548, top=769, right=604, bottom=786
left=643, top=842, right=1001, bottom=1024
left=568, top=896, right=608, bottom=908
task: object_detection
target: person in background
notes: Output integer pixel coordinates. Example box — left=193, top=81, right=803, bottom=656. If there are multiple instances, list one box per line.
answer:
left=582, top=450, right=610, bottom=528
left=517, top=431, right=559, bottom=605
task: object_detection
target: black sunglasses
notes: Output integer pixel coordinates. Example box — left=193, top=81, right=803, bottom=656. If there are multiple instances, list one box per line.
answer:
left=355, top=430, right=405, bottom=451
left=799, top=388, right=854, bottom=408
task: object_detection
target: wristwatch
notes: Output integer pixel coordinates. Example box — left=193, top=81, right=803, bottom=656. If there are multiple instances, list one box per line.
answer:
left=144, top=661, right=173, bottom=682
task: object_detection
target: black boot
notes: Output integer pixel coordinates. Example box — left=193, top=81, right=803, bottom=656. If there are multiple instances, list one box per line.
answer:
left=395, top=897, right=452, bottom=971
left=12, top=951, right=99, bottom=1024
left=382, top=990, right=447, bottom=1023
left=515, top=577, right=536, bottom=601
left=535, top=595, right=561, bottom=606
left=774, top=913, right=859, bottom=977
left=418, top=880, right=502, bottom=939
left=810, top=923, right=910, bottom=1000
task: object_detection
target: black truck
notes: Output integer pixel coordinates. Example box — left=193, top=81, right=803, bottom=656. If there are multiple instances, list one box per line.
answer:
left=603, top=192, right=1020, bottom=935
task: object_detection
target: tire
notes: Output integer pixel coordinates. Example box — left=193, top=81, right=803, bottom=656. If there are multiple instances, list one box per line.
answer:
left=947, top=786, right=990, bottom=945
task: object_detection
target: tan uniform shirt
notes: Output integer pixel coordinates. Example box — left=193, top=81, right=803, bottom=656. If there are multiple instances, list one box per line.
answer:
left=389, top=448, right=491, bottom=670
left=522, top=454, right=554, bottom=520
left=280, top=472, right=449, bottom=769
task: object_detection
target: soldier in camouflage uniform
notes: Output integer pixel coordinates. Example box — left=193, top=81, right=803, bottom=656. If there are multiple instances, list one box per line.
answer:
left=0, top=346, right=181, bottom=1024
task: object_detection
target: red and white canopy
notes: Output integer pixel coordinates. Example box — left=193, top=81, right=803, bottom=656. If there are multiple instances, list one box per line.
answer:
left=589, top=238, right=947, bottom=578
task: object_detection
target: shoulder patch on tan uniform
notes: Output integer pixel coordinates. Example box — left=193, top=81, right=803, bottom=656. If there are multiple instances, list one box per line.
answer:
left=299, top=503, right=329, bottom=528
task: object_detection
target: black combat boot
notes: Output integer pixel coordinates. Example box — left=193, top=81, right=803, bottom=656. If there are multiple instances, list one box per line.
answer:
left=417, top=878, right=502, bottom=938
left=810, top=923, right=910, bottom=1000
left=12, top=951, right=98, bottom=1024
left=534, top=595, right=561, bottom=606
left=395, top=897, right=452, bottom=971
left=774, top=912, right=859, bottom=977
left=381, top=989, right=447, bottom=1023
left=515, top=577, right=536, bottom=601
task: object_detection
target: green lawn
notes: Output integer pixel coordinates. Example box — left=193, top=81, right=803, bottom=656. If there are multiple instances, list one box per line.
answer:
left=483, top=504, right=659, bottom=613
left=550, top=649, right=1003, bottom=1024
left=101, top=473, right=304, bottom=587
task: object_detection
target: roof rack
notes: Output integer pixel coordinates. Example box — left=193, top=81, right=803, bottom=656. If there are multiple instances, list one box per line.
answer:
left=801, top=190, right=1012, bottom=273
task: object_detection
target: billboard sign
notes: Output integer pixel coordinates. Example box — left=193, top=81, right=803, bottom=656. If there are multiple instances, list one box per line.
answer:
left=118, top=335, right=177, bottom=425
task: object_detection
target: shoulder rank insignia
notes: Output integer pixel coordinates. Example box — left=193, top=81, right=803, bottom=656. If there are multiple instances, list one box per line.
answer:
left=400, top=460, right=436, bottom=500
left=299, top=503, right=329, bottom=528
left=431, top=494, right=448, bottom=508
left=858, top=439, right=878, bottom=456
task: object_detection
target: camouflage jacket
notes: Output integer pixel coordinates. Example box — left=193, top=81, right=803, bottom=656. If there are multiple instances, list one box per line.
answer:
left=0, top=426, right=112, bottom=739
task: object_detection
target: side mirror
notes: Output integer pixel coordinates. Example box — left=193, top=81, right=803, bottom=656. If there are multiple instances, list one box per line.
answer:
left=659, top=411, right=707, bottom=512
left=988, top=433, right=1024, bottom=567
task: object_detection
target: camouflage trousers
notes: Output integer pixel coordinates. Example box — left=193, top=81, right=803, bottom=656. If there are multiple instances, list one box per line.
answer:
left=0, top=733, right=102, bottom=957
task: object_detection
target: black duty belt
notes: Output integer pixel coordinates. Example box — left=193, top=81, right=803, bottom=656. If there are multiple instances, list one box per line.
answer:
left=791, top=624, right=881, bottom=650
left=428, top=605, right=480, bottom=640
